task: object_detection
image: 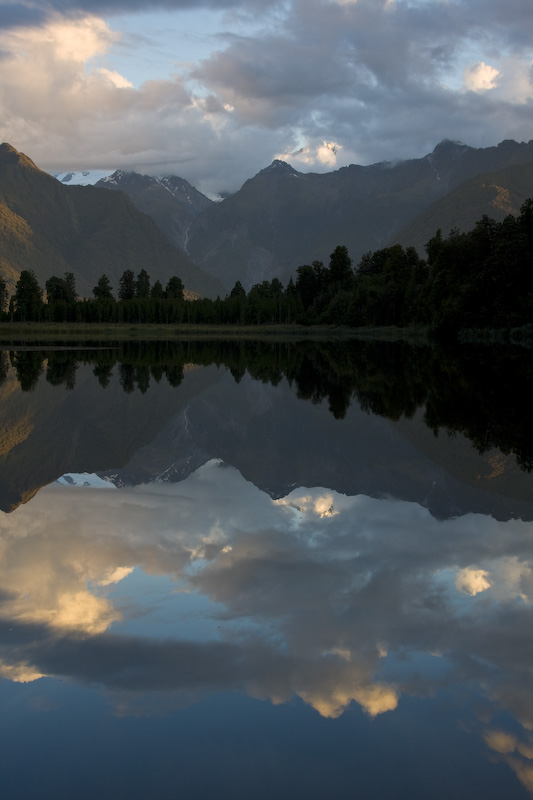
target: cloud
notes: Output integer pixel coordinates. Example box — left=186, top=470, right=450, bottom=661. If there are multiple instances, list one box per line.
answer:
left=0, top=0, right=284, bottom=32
left=455, top=567, right=491, bottom=595
left=0, top=658, right=46, bottom=682
left=2, top=454, right=533, bottom=746
left=484, top=729, right=533, bottom=794
left=463, top=61, right=500, bottom=92
left=0, top=1, right=531, bottom=193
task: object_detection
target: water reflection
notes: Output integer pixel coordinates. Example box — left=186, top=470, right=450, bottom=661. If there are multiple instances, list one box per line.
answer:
left=1, top=462, right=533, bottom=792
left=1, top=341, right=533, bottom=797
left=2, top=339, right=533, bottom=468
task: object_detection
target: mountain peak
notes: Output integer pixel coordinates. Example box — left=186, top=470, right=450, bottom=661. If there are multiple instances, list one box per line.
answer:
left=260, top=160, right=300, bottom=177
left=0, top=142, right=40, bottom=172
left=100, top=169, right=130, bottom=186
left=431, top=139, right=470, bottom=154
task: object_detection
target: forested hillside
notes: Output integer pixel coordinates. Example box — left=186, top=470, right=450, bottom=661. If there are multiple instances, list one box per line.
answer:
left=1, top=201, right=531, bottom=340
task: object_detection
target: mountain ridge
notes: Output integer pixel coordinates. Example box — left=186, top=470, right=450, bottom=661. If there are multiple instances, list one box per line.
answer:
left=0, top=143, right=225, bottom=299
left=3, top=137, right=533, bottom=298
left=90, top=138, right=533, bottom=291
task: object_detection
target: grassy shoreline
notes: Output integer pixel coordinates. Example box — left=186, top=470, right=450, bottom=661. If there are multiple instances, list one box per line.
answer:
left=0, top=321, right=430, bottom=343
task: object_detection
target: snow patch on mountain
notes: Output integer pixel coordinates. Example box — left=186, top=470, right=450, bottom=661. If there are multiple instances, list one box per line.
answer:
left=54, top=170, right=113, bottom=185
left=55, top=473, right=116, bottom=488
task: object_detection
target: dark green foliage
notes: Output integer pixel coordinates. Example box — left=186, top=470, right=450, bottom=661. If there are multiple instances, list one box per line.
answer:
left=165, top=276, right=184, bottom=300
left=46, top=354, right=78, bottom=390
left=64, top=272, right=77, bottom=303
left=0, top=278, right=7, bottom=313
left=93, top=274, right=114, bottom=300
left=418, top=202, right=533, bottom=336
left=119, top=269, right=135, bottom=301
left=328, top=245, right=354, bottom=293
left=349, top=244, right=427, bottom=327
left=13, top=270, right=42, bottom=321
left=46, top=272, right=77, bottom=304
left=230, top=281, right=246, bottom=298
left=150, top=280, right=164, bottom=299
left=10, top=350, right=44, bottom=391
left=135, top=269, right=151, bottom=299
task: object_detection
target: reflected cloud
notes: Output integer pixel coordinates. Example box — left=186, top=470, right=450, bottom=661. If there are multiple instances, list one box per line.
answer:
left=0, top=659, right=46, bottom=683
left=1, top=460, right=533, bottom=748
left=485, top=729, right=533, bottom=794
left=273, top=491, right=339, bottom=519
left=455, top=567, right=491, bottom=596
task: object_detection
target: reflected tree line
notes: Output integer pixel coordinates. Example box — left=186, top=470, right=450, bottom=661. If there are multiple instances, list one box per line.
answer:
left=1, top=338, right=532, bottom=471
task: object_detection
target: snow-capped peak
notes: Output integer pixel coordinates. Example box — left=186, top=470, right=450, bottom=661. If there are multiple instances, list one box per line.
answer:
left=53, top=170, right=114, bottom=186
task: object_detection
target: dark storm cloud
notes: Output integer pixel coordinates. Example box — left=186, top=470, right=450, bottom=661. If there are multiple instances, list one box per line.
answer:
left=0, top=0, right=282, bottom=30
left=464, top=0, right=533, bottom=47
left=0, top=4, right=47, bottom=28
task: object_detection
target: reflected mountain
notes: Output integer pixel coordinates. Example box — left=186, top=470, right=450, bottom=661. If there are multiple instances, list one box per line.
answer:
left=2, top=341, right=533, bottom=798
left=0, top=340, right=531, bottom=519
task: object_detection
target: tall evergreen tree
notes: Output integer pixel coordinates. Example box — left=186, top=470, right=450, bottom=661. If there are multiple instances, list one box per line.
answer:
left=119, top=269, right=136, bottom=300
left=46, top=272, right=78, bottom=305
left=64, top=272, right=77, bottom=303
left=230, top=280, right=246, bottom=298
left=165, top=276, right=184, bottom=300
left=150, top=280, right=164, bottom=299
left=328, top=245, right=354, bottom=292
left=14, top=270, right=42, bottom=321
left=135, top=269, right=151, bottom=299
left=93, top=274, right=114, bottom=300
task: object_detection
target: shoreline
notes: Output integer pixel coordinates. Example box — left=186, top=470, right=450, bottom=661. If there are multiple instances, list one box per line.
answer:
left=0, top=322, right=430, bottom=343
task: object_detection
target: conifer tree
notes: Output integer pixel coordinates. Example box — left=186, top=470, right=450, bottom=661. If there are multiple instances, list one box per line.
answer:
left=93, top=274, right=114, bottom=300
left=119, top=269, right=135, bottom=300
left=165, top=276, right=184, bottom=300
left=135, top=269, right=151, bottom=299
left=14, top=270, right=42, bottom=321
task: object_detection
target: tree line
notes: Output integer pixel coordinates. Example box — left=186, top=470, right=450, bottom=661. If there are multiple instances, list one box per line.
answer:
left=1, top=200, right=532, bottom=336
left=0, top=269, right=186, bottom=324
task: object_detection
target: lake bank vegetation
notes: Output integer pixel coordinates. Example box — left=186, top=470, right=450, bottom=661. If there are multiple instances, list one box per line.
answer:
left=0, top=201, right=531, bottom=342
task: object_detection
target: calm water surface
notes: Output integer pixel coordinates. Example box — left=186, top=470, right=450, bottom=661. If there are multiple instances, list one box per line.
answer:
left=0, top=340, right=532, bottom=799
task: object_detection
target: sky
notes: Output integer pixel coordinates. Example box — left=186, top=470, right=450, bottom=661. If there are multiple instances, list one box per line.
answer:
left=0, top=0, right=532, bottom=194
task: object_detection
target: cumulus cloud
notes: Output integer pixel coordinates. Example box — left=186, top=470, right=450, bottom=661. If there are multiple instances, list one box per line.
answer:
left=455, top=566, right=491, bottom=595
left=484, top=728, right=533, bottom=794
left=463, top=61, right=500, bottom=92
left=0, top=14, right=243, bottom=190
left=0, top=658, right=46, bottom=683
left=0, top=0, right=531, bottom=192
left=2, top=459, right=533, bottom=743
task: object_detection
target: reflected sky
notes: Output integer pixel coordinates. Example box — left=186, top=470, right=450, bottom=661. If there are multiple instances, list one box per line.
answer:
left=2, top=459, right=533, bottom=795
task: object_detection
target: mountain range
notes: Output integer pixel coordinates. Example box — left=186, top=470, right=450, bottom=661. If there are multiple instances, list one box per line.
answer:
left=0, top=143, right=224, bottom=299
left=95, top=138, right=533, bottom=292
left=1, top=138, right=533, bottom=298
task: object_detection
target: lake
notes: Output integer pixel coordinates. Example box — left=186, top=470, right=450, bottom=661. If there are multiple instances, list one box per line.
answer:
left=1, top=338, right=532, bottom=799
